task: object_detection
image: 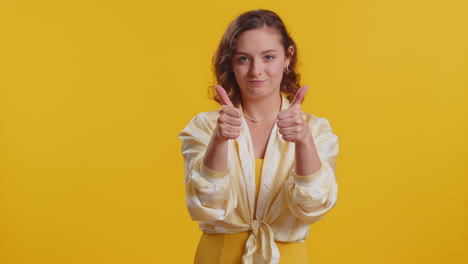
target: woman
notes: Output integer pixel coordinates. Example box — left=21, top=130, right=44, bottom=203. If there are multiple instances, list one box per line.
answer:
left=179, top=9, right=339, bottom=264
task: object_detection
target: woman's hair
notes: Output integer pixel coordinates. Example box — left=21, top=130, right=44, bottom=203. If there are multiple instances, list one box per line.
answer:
left=211, top=9, right=301, bottom=106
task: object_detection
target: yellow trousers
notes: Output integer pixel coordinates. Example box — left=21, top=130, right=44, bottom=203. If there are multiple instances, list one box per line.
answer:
left=194, top=231, right=308, bottom=264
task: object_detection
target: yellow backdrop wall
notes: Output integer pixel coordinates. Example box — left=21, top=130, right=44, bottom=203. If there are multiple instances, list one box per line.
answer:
left=1, top=0, right=467, bottom=263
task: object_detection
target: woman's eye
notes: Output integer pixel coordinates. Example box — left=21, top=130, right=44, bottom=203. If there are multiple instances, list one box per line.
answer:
left=238, top=56, right=249, bottom=62
left=265, top=55, right=275, bottom=60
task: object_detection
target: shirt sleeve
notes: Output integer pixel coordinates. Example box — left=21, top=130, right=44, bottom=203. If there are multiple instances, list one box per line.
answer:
left=284, top=117, right=339, bottom=224
left=178, top=113, right=237, bottom=222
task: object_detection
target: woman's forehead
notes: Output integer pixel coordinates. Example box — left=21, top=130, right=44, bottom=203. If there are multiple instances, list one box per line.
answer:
left=236, top=27, right=283, bottom=53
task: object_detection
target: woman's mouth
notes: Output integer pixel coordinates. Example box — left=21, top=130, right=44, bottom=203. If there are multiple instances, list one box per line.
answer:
left=249, top=80, right=265, bottom=85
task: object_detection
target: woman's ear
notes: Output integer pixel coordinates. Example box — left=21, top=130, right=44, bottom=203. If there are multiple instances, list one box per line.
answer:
left=285, top=45, right=295, bottom=67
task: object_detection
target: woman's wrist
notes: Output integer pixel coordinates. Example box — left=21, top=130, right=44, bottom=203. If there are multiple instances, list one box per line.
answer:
left=295, top=128, right=313, bottom=147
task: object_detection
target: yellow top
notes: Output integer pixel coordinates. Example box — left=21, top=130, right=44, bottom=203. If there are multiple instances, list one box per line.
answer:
left=254, top=158, right=263, bottom=217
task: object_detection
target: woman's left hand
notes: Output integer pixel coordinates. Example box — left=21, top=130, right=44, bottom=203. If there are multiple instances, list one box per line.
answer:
left=277, top=86, right=311, bottom=143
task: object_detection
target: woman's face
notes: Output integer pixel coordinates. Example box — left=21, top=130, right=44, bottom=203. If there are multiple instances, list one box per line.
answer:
left=232, top=27, right=293, bottom=101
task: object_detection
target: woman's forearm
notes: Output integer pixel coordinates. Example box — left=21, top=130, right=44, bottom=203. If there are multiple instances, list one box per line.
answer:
left=203, top=130, right=229, bottom=172
left=295, top=133, right=321, bottom=176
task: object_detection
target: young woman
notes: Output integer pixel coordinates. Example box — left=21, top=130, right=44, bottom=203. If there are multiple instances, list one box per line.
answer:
left=179, top=9, right=339, bottom=264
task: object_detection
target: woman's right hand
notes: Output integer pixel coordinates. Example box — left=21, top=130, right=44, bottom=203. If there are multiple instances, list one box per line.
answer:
left=215, top=85, right=243, bottom=140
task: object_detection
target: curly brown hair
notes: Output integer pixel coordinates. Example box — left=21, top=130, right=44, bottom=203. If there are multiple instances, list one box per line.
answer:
left=211, top=9, right=301, bottom=106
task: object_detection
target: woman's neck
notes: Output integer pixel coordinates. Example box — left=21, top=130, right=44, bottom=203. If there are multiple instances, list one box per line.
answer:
left=241, top=92, right=282, bottom=120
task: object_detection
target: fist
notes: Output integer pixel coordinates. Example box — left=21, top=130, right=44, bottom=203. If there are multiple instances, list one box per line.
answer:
left=215, top=85, right=242, bottom=140
left=277, top=86, right=310, bottom=143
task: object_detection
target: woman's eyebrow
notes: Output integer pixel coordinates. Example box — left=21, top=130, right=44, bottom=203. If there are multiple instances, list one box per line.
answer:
left=234, top=49, right=279, bottom=55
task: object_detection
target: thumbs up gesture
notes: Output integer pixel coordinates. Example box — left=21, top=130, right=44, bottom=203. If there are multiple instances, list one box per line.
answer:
left=215, top=85, right=243, bottom=140
left=277, top=86, right=310, bottom=143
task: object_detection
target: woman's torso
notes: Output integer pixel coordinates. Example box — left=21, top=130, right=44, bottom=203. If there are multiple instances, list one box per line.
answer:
left=194, top=158, right=309, bottom=264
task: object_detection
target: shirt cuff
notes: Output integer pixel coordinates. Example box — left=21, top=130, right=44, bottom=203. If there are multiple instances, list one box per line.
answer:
left=200, top=160, right=230, bottom=182
left=293, top=160, right=327, bottom=186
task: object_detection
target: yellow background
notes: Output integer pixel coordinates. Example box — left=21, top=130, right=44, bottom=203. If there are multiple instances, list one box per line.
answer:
left=1, top=0, right=467, bottom=263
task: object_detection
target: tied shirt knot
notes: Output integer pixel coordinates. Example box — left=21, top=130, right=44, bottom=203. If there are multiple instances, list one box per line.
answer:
left=242, top=220, right=279, bottom=264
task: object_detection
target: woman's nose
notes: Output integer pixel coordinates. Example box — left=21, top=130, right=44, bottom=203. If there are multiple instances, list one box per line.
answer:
left=249, top=59, right=263, bottom=76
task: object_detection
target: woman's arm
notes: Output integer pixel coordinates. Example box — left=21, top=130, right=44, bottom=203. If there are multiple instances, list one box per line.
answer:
left=179, top=86, right=242, bottom=222
left=179, top=114, right=237, bottom=222
left=277, top=85, right=321, bottom=175
left=294, top=132, right=322, bottom=176
left=203, top=85, right=242, bottom=172
left=284, top=117, right=339, bottom=224
left=277, top=86, right=339, bottom=223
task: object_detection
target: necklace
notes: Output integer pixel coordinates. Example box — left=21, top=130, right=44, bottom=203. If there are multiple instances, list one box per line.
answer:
left=243, top=111, right=279, bottom=123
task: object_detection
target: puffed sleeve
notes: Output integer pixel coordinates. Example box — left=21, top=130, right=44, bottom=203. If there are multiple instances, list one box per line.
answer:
left=178, top=113, right=237, bottom=222
left=284, top=117, right=339, bottom=224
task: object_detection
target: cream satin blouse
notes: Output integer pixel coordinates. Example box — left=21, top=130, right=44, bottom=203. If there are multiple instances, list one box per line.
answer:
left=179, top=94, right=339, bottom=264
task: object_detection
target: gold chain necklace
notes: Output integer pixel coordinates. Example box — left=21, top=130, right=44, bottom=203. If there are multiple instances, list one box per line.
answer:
left=243, top=111, right=279, bottom=123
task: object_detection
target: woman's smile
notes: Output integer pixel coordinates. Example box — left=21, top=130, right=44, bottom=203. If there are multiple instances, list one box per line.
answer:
left=249, top=79, right=266, bottom=85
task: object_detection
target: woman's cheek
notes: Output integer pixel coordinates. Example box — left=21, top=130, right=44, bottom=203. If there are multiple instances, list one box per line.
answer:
left=272, top=62, right=286, bottom=75
left=232, top=66, right=242, bottom=79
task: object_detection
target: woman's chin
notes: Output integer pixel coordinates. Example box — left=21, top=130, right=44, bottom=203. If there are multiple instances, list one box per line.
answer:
left=242, top=89, right=278, bottom=100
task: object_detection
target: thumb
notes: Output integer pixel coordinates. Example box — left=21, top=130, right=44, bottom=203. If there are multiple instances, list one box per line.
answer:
left=215, top=85, right=234, bottom=107
left=289, top=85, right=309, bottom=108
